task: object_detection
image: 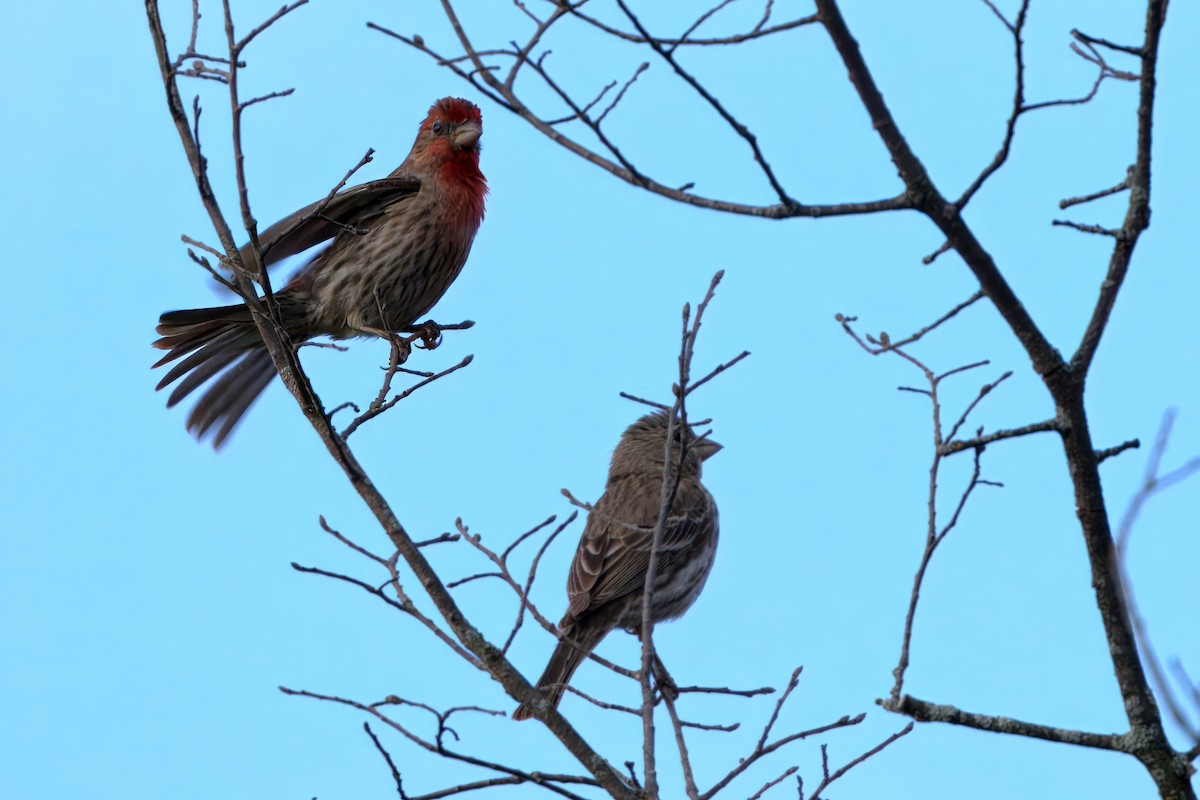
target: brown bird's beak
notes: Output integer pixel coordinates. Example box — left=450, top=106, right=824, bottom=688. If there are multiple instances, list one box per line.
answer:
left=453, top=121, right=482, bottom=151
left=693, top=437, right=722, bottom=461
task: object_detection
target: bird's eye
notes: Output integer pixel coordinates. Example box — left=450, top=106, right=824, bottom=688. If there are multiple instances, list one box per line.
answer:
left=431, top=120, right=444, bottom=134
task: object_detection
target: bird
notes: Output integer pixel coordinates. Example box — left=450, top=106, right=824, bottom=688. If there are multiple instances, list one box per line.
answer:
left=153, top=97, right=487, bottom=447
left=513, top=411, right=721, bottom=720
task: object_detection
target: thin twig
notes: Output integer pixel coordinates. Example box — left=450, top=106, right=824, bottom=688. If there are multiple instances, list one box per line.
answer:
left=281, top=688, right=598, bottom=800
left=940, top=418, right=1060, bottom=455
left=319, top=515, right=388, bottom=565
left=676, top=683, right=775, bottom=698
left=567, top=4, right=818, bottom=47
left=956, top=0, right=1030, bottom=208
left=747, top=766, right=798, bottom=800
left=614, top=0, right=797, bottom=207
left=1060, top=168, right=1133, bottom=209
left=659, top=688, right=701, bottom=800
left=1052, top=219, right=1120, bottom=237
left=363, top=722, right=405, bottom=798
left=1097, top=438, right=1141, bottom=463
left=504, top=513, right=578, bottom=655
left=686, top=350, right=751, bottom=396
left=808, top=723, right=914, bottom=800
left=835, top=291, right=985, bottom=357
left=619, top=391, right=672, bottom=411
left=342, top=354, right=474, bottom=439
left=922, top=240, right=953, bottom=265
left=701, top=712, right=866, bottom=800
left=1072, top=28, right=1144, bottom=57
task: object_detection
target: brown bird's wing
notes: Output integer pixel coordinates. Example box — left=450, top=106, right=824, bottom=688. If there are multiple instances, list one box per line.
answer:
left=240, top=175, right=423, bottom=271
left=566, top=485, right=712, bottom=620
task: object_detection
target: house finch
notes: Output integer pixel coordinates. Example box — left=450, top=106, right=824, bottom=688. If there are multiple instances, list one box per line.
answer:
left=153, top=97, right=487, bottom=446
left=513, top=411, right=721, bottom=720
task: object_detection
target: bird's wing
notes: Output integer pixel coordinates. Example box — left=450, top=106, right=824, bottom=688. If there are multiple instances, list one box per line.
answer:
left=239, top=175, right=423, bottom=270
left=566, top=489, right=711, bottom=618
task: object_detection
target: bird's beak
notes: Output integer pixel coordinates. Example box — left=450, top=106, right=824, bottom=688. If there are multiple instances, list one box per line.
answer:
left=693, top=438, right=722, bottom=461
left=453, top=121, right=482, bottom=151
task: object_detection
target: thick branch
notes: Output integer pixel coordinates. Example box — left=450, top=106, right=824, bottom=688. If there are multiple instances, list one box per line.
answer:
left=886, top=694, right=1127, bottom=751
left=815, top=0, right=1063, bottom=381
left=817, top=3, right=1190, bottom=794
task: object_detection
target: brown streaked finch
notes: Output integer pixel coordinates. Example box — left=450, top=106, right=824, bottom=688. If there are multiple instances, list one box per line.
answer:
left=514, top=411, right=721, bottom=720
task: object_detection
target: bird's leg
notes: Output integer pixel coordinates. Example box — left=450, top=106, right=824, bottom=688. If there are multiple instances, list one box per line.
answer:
left=651, top=653, right=680, bottom=702
left=407, top=319, right=445, bottom=351
left=366, top=292, right=414, bottom=366
left=360, top=326, right=413, bottom=367
left=631, top=626, right=680, bottom=702
left=385, top=332, right=411, bottom=370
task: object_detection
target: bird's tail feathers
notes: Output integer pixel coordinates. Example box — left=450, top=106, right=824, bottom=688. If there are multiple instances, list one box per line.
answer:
left=512, top=624, right=608, bottom=721
left=153, top=301, right=301, bottom=447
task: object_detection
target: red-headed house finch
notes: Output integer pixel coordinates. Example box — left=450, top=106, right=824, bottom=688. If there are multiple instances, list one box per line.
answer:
left=153, top=97, right=487, bottom=446
left=513, top=411, right=721, bottom=721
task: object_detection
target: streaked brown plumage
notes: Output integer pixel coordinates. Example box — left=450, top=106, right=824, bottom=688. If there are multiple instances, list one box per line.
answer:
left=153, top=97, right=487, bottom=446
left=513, top=411, right=721, bottom=721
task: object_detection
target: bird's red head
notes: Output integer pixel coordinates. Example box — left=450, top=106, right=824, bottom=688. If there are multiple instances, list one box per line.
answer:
left=412, top=97, right=483, bottom=162
left=425, top=97, right=483, bottom=132
left=404, top=97, right=486, bottom=214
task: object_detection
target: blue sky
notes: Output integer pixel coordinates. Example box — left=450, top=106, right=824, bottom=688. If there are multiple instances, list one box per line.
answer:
left=2, top=1, right=1197, bottom=798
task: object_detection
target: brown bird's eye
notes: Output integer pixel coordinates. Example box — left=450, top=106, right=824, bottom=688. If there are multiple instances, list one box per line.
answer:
left=431, top=120, right=444, bottom=134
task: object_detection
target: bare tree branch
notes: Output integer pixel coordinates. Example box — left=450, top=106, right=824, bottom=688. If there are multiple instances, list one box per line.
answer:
left=888, top=695, right=1127, bottom=750
left=815, top=1, right=1189, bottom=793
left=807, top=722, right=913, bottom=800
left=1096, top=438, right=1141, bottom=464
left=567, top=2, right=819, bottom=48
left=281, top=688, right=599, bottom=800
left=939, top=419, right=1060, bottom=456
left=1060, top=167, right=1133, bottom=209
left=369, top=10, right=911, bottom=219
left=612, top=0, right=796, bottom=207
left=363, top=722, right=405, bottom=799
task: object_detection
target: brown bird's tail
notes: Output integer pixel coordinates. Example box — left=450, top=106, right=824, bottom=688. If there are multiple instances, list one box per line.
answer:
left=152, top=300, right=304, bottom=447
left=512, top=623, right=608, bottom=721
